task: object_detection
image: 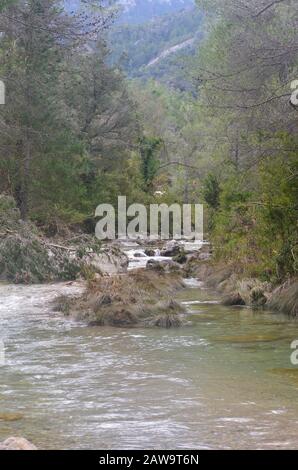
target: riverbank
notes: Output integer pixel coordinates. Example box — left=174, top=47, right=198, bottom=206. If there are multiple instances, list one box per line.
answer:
left=184, top=254, right=298, bottom=317
left=1, top=194, right=296, bottom=318
left=0, top=195, right=129, bottom=283
left=51, top=239, right=297, bottom=330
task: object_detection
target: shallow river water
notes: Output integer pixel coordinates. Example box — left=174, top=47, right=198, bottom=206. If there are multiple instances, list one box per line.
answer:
left=1, top=278, right=298, bottom=450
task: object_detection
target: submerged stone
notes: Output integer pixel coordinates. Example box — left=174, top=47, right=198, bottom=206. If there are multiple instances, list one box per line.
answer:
left=250, top=287, right=267, bottom=307
left=0, top=412, right=23, bottom=422
left=222, top=292, right=246, bottom=306
left=211, top=334, right=285, bottom=344
left=173, top=251, right=188, bottom=264
left=144, top=248, right=155, bottom=257
left=149, top=313, right=183, bottom=328
left=268, top=368, right=298, bottom=386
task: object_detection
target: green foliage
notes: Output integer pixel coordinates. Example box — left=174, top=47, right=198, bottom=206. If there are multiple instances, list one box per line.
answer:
left=180, top=0, right=298, bottom=283
left=203, top=174, right=221, bottom=209
left=210, top=152, right=298, bottom=281
left=139, top=136, right=162, bottom=188
left=0, top=0, right=17, bottom=11
left=0, top=1, right=146, bottom=228
left=0, top=236, right=53, bottom=283
left=0, top=0, right=296, bottom=288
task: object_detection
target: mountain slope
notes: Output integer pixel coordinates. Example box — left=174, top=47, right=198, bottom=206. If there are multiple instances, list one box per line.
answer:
left=63, top=1, right=202, bottom=90
left=109, top=6, right=203, bottom=89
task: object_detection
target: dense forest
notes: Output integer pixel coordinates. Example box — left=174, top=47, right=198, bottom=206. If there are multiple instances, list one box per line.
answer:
left=191, top=0, right=298, bottom=282
left=130, top=0, right=298, bottom=283
left=0, top=0, right=297, bottom=283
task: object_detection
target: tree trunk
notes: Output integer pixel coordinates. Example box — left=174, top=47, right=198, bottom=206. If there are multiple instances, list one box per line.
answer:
left=19, top=137, right=31, bottom=220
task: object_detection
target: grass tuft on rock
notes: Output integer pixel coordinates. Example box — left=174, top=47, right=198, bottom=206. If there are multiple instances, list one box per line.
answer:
left=267, top=280, right=298, bottom=317
left=53, top=270, right=186, bottom=328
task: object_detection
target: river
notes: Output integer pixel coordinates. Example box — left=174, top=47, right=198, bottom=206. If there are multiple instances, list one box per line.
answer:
left=1, top=273, right=298, bottom=449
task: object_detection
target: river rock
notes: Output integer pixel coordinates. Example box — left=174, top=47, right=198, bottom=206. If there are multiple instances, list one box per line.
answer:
left=267, top=280, right=298, bottom=316
left=150, top=313, right=183, bottom=328
left=172, top=251, right=187, bottom=264
left=0, top=437, right=37, bottom=450
left=89, top=308, right=138, bottom=327
left=83, top=245, right=128, bottom=275
left=144, top=248, right=155, bottom=257
left=250, top=286, right=267, bottom=307
left=222, top=292, right=246, bottom=306
left=133, top=251, right=146, bottom=258
left=198, top=251, right=211, bottom=261
left=0, top=412, right=23, bottom=422
left=146, top=258, right=181, bottom=273
left=160, top=240, right=183, bottom=257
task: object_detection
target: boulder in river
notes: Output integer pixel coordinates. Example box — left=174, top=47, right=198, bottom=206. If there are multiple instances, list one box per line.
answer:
left=250, top=286, right=267, bottom=307
left=172, top=250, right=187, bottom=264
left=89, top=308, right=139, bottom=327
left=267, top=279, right=298, bottom=316
left=144, top=248, right=155, bottom=257
left=222, top=292, right=246, bottom=306
left=133, top=251, right=146, bottom=258
left=146, top=258, right=181, bottom=273
left=0, top=437, right=37, bottom=450
left=160, top=240, right=183, bottom=257
left=83, top=245, right=128, bottom=275
left=0, top=412, right=23, bottom=422
left=150, top=313, right=183, bottom=328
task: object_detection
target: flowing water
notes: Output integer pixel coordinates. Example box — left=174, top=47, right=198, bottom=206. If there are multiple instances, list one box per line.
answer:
left=1, top=276, right=298, bottom=449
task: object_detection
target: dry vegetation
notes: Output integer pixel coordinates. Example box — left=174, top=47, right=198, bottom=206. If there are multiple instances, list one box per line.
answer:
left=54, top=269, right=186, bottom=328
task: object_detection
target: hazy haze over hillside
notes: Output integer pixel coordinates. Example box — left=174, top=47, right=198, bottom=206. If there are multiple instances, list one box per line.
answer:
left=109, top=0, right=201, bottom=90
